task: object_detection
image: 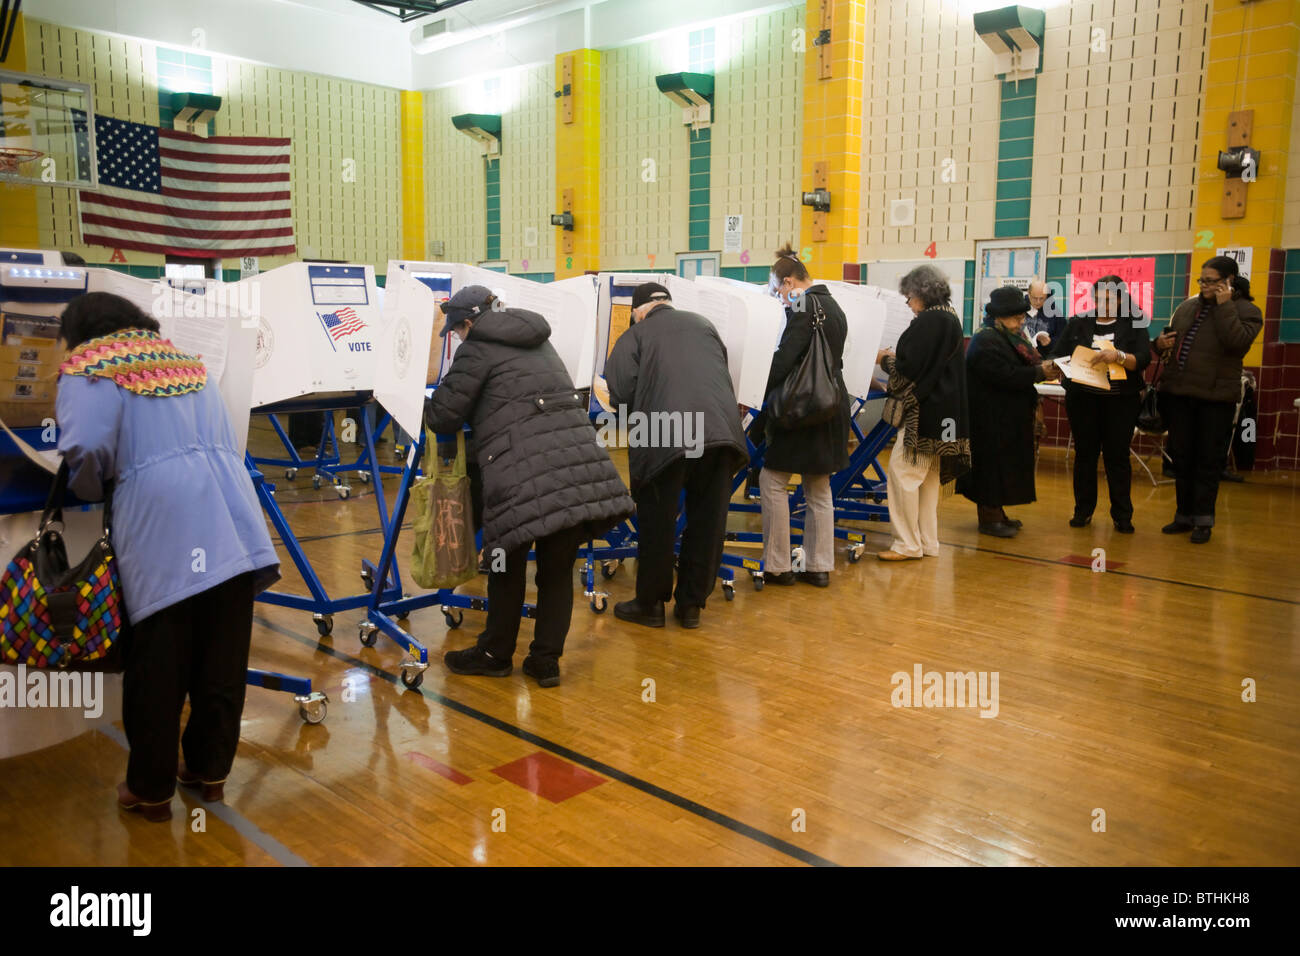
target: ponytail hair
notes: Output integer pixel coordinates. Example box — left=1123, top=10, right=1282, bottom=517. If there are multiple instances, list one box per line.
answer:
left=771, top=242, right=810, bottom=283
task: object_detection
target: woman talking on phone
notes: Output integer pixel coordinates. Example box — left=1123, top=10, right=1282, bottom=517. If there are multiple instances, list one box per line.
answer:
left=1153, top=256, right=1262, bottom=543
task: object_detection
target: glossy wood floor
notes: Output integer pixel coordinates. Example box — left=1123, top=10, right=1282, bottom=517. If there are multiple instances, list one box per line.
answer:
left=3, top=421, right=1298, bottom=866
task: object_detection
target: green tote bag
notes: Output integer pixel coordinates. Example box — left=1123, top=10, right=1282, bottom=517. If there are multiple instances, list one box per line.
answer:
left=410, top=431, right=478, bottom=590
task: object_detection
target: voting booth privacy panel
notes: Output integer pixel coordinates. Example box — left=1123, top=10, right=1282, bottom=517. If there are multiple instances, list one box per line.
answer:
left=388, top=261, right=597, bottom=391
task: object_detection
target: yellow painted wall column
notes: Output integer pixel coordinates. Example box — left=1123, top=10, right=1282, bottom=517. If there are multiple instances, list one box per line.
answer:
left=799, top=0, right=864, bottom=276
left=1194, top=0, right=1300, bottom=366
left=0, top=12, right=41, bottom=250
left=399, top=90, right=427, bottom=261
left=554, top=49, right=600, bottom=278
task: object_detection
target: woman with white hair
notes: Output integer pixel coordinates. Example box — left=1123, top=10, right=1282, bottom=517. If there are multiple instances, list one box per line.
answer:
left=875, top=265, right=971, bottom=561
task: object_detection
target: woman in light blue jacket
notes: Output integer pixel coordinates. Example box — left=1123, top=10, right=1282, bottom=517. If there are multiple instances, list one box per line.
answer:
left=56, top=292, right=279, bottom=822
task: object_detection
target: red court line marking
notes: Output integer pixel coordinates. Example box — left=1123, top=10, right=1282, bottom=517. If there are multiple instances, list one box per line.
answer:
left=492, top=751, right=606, bottom=803
left=404, top=752, right=473, bottom=785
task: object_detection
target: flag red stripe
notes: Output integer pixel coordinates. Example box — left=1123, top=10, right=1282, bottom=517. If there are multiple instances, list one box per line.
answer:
left=81, top=213, right=294, bottom=240
left=158, top=130, right=291, bottom=147
left=161, top=186, right=292, bottom=203
left=163, top=166, right=291, bottom=183
left=158, top=146, right=290, bottom=166
left=81, top=192, right=291, bottom=220
left=82, top=234, right=297, bottom=257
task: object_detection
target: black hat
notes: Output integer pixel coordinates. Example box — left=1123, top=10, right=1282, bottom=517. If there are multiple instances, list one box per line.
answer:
left=984, top=286, right=1031, bottom=320
left=439, top=284, right=494, bottom=337
left=631, top=282, right=671, bottom=310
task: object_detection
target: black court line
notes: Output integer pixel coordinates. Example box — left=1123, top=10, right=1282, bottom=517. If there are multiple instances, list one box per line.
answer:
left=270, top=523, right=410, bottom=547
left=849, top=524, right=1300, bottom=607
left=256, top=615, right=838, bottom=867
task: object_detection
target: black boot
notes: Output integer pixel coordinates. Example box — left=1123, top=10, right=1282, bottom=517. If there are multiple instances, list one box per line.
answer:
left=614, top=599, right=665, bottom=628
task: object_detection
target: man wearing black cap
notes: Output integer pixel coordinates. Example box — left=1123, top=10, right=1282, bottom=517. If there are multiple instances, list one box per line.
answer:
left=604, top=282, right=748, bottom=629
left=424, top=285, right=633, bottom=686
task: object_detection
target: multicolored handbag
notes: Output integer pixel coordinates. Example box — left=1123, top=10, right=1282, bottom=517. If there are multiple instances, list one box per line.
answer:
left=0, top=461, right=123, bottom=669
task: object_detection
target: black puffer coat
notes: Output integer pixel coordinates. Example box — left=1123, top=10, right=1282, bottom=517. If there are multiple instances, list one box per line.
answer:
left=605, top=303, right=748, bottom=490
left=759, top=284, right=851, bottom=475
left=424, top=308, right=634, bottom=555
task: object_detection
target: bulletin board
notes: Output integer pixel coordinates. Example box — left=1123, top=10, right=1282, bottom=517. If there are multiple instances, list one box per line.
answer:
left=974, top=238, right=1049, bottom=316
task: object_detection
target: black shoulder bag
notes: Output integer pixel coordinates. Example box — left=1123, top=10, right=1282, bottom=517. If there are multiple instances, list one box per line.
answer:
left=766, top=296, right=842, bottom=430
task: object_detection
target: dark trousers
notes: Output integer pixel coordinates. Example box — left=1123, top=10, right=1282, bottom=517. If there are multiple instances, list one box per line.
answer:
left=122, top=572, right=255, bottom=802
left=478, top=524, right=587, bottom=664
left=1065, top=389, right=1141, bottom=522
left=1163, top=392, right=1236, bottom=526
left=632, top=448, right=734, bottom=608
left=287, top=411, right=325, bottom=450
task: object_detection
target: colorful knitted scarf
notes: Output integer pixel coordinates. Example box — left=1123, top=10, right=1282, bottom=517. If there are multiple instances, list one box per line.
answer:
left=60, top=329, right=206, bottom=397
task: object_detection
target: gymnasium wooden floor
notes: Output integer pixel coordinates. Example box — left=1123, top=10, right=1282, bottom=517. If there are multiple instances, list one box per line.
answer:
left=3, top=421, right=1298, bottom=866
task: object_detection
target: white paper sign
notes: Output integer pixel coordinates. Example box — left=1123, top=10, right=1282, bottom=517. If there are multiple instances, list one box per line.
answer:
left=723, top=214, right=743, bottom=253
left=240, top=256, right=259, bottom=279
left=1215, top=247, right=1252, bottom=280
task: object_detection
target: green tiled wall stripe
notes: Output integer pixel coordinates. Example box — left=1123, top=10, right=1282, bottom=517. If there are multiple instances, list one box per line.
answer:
left=721, top=266, right=771, bottom=284
left=512, top=272, right=554, bottom=283
left=994, top=77, right=1036, bottom=239
left=963, top=259, right=977, bottom=334
left=688, top=126, right=711, bottom=253
left=1281, top=249, right=1300, bottom=342
left=156, top=48, right=214, bottom=136
left=485, top=158, right=501, bottom=262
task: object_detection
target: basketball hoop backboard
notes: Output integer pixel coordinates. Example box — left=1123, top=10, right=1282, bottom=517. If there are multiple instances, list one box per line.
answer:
left=0, top=67, right=97, bottom=188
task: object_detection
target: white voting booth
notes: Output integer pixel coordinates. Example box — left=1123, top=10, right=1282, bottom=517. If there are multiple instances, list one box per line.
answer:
left=387, top=260, right=597, bottom=391
left=594, top=273, right=782, bottom=409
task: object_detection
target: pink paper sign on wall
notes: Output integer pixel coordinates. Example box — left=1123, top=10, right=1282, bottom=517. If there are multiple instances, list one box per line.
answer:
left=1068, top=257, right=1157, bottom=320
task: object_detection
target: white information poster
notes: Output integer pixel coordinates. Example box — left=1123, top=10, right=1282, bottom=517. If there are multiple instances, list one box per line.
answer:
left=240, top=256, right=259, bottom=280
left=373, top=270, right=435, bottom=438
left=723, top=214, right=743, bottom=253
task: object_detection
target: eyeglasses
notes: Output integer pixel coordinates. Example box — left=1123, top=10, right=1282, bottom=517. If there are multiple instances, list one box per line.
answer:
left=1196, top=277, right=1224, bottom=285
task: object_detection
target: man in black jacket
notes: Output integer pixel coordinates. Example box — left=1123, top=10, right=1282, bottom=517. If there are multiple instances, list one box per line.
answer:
left=604, top=283, right=747, bottom=629
left=1023, top=279, right=1066, bottom=357
left=425, top=286, right=633, bottom=686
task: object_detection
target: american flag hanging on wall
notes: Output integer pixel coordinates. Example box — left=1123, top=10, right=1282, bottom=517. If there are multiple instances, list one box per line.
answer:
left=76, top=114, right=296, bottom=257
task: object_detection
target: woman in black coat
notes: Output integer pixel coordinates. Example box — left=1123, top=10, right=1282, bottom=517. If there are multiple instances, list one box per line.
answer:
left=757, top=244, right=851, bottom=588
left=1050, top=275, right=1152, bottom=532
left=425, top=285, right=634, bottom=687
left=957, top=287, right=1060, bottom=537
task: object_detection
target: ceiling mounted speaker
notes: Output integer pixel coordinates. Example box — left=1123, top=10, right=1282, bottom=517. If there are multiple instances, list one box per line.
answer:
left=889, top=199, right=916, bottom=227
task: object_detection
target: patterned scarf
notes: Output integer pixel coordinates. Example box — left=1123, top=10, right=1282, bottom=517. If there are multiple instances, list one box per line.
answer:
left=60, top=329, right=206, bottom=397
left=994, top=323, right=1040, bottom=366
left=1175, top=297, right=1213, bottom=370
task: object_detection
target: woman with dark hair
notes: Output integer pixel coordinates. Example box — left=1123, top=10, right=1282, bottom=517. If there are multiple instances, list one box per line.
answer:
left=1153, top=255, right=1263, bottom=543
left=55, top=291, right=279, bottom=822
left=1050, top=275, right=1152, bottom=532
left=957, top=287, right=1060, bottom=536
left=875, top=264, right=971, bottom=561
left=757, top=242, right=850, bottom=588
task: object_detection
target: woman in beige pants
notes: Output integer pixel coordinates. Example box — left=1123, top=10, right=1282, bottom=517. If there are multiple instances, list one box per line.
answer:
left=877, top=265, right=971, bottom=561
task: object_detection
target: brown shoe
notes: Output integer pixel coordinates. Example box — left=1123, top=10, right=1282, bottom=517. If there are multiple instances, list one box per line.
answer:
left=116, top=782, right=173, bottom=822
left=178, top=763, right=226, bottom=802
left=877, top=550, right=921, bottom=562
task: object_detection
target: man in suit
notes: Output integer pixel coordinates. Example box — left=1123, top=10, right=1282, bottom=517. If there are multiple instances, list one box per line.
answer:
left=1023, top=279, right=1066, bottom=357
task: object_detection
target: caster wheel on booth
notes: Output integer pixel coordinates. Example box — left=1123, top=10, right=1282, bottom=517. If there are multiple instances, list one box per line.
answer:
left=400, top=666, right=425, bottom=690
left=335, top=484, right=351, bottom=500
left=589, top=593, right=608, bottom=614
left=722, top=583, right=736, bottom=602
left=311, top=475, right=322, bottom=491
left=313, top=613, right=333, bottom=637
left=360, top=567, right=374, bottom=591
left=285, top=468, right=298, bottom=480
left=848, top=544, right=865, bottom=564
left=357, top=471, right=372, bottom=484
left=443, top=609, right=464, bottom=630
left=752, top=574, right=765, bottom=591
left=600, top=560, right=621, bottom=580
left=358, top=622, right=378, bottom=647
left=296, top=692, right=328, bottom=725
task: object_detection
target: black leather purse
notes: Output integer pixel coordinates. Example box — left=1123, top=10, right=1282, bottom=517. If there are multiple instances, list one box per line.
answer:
left=766, top=296, right=842, bottom=430
left=1137, top=357, right=1165, bottom=434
